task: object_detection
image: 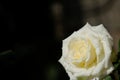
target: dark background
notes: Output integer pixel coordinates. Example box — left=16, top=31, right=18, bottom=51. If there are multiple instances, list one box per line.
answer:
left=0, top=0, right=53, bottom=80
left=0, top=0, right=120, bottom=80
left=0, top=0, right=69, bottom=80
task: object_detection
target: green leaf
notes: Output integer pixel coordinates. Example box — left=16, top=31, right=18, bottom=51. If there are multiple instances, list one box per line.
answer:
left=104, top=76, right=112, bottom=80
left=114, top=63, right=120, bottom=69
left=113, top=59, right=120, bottom=70
left=119, top=39, right=120, bottom=53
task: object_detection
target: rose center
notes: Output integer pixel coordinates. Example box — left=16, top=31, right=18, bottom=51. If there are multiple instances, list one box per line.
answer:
left=68, top=38, right=87, bottom=60
left=68, top=38, right=97, bottom=68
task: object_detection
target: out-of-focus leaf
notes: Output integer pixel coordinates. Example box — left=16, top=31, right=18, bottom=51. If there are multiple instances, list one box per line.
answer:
left=113, top=59, right=120, bottom=70
left=114, top=63, right=119, bottom=70
left=119, top=40, right=120, bottom=53
left=104, top=76, right=112, bottom=80
left=113, top=40, right=120, bottom=70
left=0, top=50, right=12, bottom=56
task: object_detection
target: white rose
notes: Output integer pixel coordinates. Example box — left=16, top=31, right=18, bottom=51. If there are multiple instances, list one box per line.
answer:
left=59, top=23, right=114, bottom=80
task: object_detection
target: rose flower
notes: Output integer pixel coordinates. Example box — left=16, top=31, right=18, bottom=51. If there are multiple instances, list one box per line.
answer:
left=59, top=23, right=114, bottom=80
